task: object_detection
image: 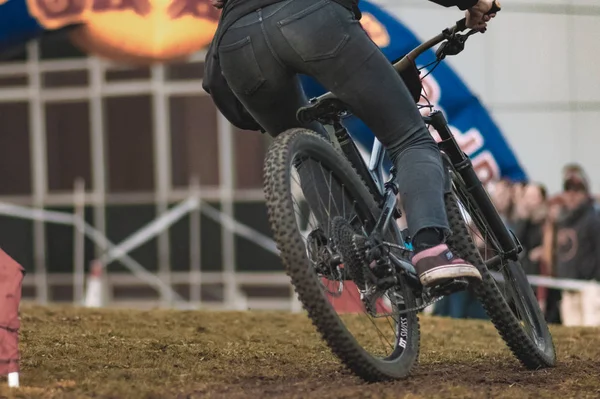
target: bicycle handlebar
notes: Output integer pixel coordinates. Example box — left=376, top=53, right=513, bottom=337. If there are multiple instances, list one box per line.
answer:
left=394, top=0, right=501, bottom=73
left=310, top=0, right=501, bottom=104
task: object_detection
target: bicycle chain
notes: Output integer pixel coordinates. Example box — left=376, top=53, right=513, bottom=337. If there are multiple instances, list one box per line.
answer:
left=373, top=295, right=444, bottom=318
left=350, top=233, right=446, bottom=317
left=397, top=295, right=444, bottom=315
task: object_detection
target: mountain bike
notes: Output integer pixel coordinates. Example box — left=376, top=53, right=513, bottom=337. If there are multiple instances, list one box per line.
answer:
left=262, top=1, right=556, bottom=382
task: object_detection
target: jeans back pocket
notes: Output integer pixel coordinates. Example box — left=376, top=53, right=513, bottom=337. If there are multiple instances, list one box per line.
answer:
left=277, top=0, right=350, bottom=62
left=218, top=36, right=266, bottom=96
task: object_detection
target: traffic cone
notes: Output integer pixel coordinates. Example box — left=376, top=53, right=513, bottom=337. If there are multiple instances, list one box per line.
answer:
left=84, top=260, right=105, bottom=308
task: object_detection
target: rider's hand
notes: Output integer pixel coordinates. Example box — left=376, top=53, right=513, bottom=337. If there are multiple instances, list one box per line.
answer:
left=210, top=0, right=225, bottom=8
left=466, top=0, right=496, bottom=31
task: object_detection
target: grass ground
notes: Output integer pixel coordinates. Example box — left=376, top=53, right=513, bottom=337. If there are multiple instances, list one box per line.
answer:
left=0, top=305, right=599, bottom=398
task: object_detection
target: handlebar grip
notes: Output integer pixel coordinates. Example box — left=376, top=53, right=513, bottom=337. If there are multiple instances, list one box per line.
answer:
left=456, top=18, right=467, bottom=32
left=455, top=0, right=501, bottom=32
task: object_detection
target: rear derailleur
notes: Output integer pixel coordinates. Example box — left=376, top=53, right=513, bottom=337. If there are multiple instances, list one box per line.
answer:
left=350, top=232, right=409, bottom=316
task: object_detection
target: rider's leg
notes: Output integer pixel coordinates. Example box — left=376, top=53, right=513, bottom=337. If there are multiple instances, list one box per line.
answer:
left=260, top=0, right=481, bottom=285
left=217, top=6, right=351, bottom=233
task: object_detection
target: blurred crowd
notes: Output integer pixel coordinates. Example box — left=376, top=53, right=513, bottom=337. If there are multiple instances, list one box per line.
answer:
left=434, top=163, right=600, bottom=326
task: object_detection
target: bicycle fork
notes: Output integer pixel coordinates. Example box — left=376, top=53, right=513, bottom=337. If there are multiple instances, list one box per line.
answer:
left=425, top=111, right=522, bottom=262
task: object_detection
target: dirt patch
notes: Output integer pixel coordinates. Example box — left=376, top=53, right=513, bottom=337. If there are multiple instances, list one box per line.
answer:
left=0, top=305, right=598, bottom=398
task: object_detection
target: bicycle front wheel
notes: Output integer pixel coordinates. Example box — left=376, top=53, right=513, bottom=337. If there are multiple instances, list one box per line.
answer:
left=445, top=174, right=556, bottom=369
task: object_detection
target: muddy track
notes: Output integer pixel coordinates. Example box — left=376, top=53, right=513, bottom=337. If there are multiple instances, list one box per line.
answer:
left=3, top=306, right=599, bottom=399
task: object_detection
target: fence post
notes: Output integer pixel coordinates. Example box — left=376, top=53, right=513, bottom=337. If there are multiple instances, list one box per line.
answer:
left=73, top=178, right=86, bottom=305
left=216, top=112, right=239, bottom=310
left=189, top=175, right=202, bottom=307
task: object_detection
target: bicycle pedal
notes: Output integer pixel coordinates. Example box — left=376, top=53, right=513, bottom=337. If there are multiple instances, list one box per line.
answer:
left=428, top=278, right=469, bottom=297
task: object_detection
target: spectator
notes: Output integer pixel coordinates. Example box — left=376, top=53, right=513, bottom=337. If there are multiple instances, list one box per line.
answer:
left=552, top=174, right=600, bottom=325
left=512, top=182, right=548, bottom=276
left=511, top=180, right=527, bottom=218
left=562, top=163, right=589, bottom=186
left=562, top=163, right=600, bottom=211
left=488, top=178, right=515, bottom=229
left=540, top=194, right=564, bottom=324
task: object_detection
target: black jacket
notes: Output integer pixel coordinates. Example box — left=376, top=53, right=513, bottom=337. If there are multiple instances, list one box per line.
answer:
left=220, top=0, right=479, bottom=28
left=554, top=199, right=600, bottom=281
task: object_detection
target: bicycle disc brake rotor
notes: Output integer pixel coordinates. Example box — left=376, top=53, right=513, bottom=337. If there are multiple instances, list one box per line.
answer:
left=306, top=228, right=344, bottom=296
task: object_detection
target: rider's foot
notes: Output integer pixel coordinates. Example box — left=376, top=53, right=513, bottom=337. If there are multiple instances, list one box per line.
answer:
left=412, top=244, right=482, bottom=287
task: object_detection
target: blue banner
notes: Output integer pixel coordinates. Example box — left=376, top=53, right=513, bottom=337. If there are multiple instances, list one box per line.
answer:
left=0, top=0, right=44, bottom=52
left=300, top=1, right=526, bottom=184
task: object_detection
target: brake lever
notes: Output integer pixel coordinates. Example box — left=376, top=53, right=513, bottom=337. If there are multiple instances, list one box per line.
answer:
left=435, top=32, right=471, bottom=60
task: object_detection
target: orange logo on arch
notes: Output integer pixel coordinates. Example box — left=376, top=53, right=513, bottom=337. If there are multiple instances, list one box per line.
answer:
left=26, top=0, right=220, bottom=63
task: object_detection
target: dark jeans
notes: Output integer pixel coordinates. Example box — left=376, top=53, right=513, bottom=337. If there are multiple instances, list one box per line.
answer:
left=218, top=0, right=449, bottom=242
left=432, top=291, right=488, bottom=319
left=545, top=288, right=562, bottom=325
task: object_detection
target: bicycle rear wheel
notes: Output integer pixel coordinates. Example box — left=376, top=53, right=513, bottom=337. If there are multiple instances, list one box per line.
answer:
left=263, top=128, right=420, bottom=381
left=445, top=168, right=556, bottom=369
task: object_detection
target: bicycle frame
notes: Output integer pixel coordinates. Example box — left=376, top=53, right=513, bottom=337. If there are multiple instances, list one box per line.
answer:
left=338, top=108, right=521, bottom=287
left=298, top=15, right=521, bottom=284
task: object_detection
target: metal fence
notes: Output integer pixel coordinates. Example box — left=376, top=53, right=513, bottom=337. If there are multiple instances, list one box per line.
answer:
left=0, top=38, right=292, bottom=309
left=0, top=184, right=302, bottom=311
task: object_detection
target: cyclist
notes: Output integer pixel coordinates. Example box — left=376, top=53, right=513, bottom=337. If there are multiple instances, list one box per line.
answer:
left=208, top=0, right=495, bottom=288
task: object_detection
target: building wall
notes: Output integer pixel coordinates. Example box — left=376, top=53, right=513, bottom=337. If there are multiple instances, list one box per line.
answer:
left=376, top=0, right=600, bottom=194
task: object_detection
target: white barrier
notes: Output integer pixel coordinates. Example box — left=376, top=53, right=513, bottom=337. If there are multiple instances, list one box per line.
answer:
left=490, top=271, right=600, bottom=327
left=490, top=271, right=597, bottom=292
